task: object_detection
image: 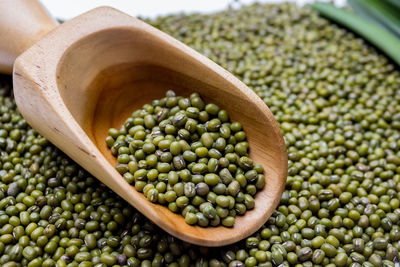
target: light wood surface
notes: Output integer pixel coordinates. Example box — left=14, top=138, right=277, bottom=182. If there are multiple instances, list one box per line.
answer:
left=2, top=2, right=287, bottom=246
left=0, top=0, right=58, bottom=74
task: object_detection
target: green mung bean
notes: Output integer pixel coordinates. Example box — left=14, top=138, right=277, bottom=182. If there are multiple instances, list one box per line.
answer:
left=107, top=92, right=265, bottom=227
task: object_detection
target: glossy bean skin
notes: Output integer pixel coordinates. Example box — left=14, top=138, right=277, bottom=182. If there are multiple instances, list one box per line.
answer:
left=107, top=90, right=264, bottom=227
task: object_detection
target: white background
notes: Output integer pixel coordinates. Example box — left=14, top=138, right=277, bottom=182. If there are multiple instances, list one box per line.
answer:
left=40, top=0, right=346, bottom=20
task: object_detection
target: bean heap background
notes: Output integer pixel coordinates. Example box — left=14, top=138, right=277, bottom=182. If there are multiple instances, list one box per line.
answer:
left=0, top=2, right=400, bottom=266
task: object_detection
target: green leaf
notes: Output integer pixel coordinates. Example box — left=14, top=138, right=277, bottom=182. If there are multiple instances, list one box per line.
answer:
left=382, top=0, right=400, bottom=10
left=310, top=2, right=400, bottom=66
left=348, top=0, right=392, bottom=34
left=349, top=0, right=400, bottom=38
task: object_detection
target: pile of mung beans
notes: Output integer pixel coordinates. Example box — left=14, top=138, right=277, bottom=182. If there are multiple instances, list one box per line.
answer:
left=0, top=2, right=400, bottom=266
left=106, top=91, right=264, bottom=227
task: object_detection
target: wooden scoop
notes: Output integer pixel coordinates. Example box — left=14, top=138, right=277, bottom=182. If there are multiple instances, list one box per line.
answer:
left=0, top=0, right=287, bottom=246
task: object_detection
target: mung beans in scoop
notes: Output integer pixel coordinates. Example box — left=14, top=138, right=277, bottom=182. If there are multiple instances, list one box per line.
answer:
left=106, top=90, right=265, bottom=227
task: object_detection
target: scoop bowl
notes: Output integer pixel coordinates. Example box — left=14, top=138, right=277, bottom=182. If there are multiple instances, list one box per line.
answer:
left=5, top=4, right=287, bottom=246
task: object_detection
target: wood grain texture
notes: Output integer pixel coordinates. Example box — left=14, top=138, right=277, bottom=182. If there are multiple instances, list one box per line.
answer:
left=11, top=7, right=287, bottom=246
left=0, top=0, right=58, bottom=74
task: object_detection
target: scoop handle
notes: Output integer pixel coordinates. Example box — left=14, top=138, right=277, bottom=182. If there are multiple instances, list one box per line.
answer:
left=0, top=0, right=59, bottom=74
